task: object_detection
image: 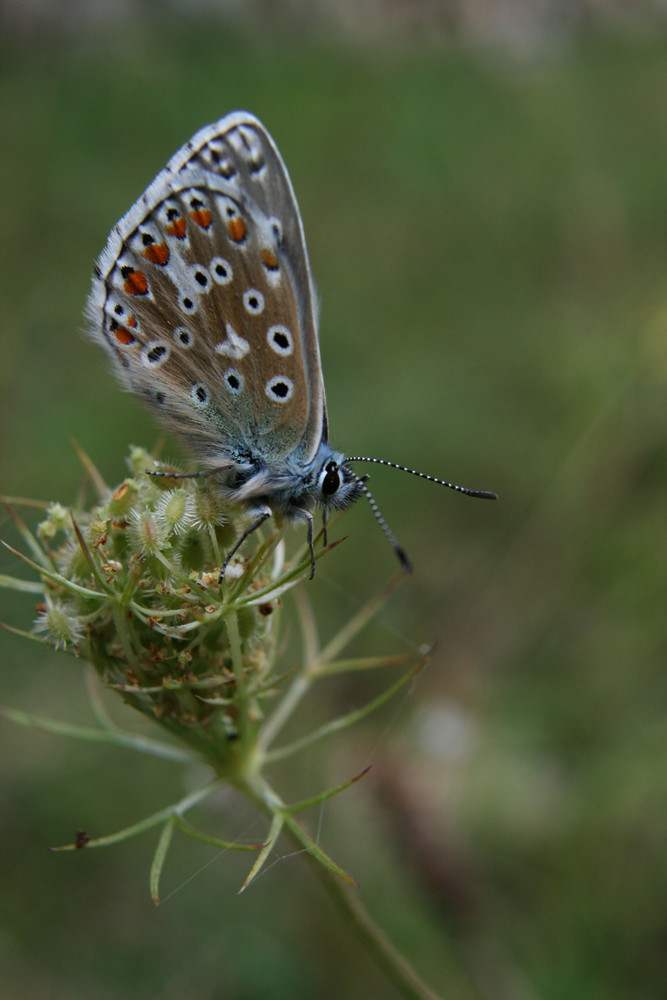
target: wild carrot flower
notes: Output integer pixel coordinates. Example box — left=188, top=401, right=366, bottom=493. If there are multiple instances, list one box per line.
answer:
left=2, top=448, right=418, bottom=886
left=1, top=448, right=438, bottom=1000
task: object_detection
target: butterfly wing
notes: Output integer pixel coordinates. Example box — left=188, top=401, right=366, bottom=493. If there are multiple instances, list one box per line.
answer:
left=87, top=113, right=327, bottom=469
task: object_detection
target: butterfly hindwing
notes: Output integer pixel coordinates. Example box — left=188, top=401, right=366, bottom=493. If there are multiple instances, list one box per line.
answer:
left=87, top=113, right=325, bottom=469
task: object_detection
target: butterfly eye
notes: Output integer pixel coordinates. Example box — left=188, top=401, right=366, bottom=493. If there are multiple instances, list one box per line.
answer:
left=320, top=461, right=341, bottom=498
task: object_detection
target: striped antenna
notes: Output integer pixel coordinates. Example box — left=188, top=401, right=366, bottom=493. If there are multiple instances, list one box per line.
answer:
left=345, top=457, right=498, bottom=500
left=345, top=469, right=413, bottom=573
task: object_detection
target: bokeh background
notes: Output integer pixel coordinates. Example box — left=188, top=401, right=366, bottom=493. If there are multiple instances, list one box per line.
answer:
left=1, top=2, right=666, bottom=998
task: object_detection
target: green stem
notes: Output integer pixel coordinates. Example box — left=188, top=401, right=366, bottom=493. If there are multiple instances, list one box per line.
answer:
left=226, top=608, right=250, bottom=746
left=301, top=847, right=444, bottom=1000
left=307, top=854, right=442, bottom=1000
left=257, top=669, right=311, bottom=753
left=265, top=660, right=424, bottom=764
left=240, top=774, right=443, bottom=1000
left=256, top=589, right=318, bottom=752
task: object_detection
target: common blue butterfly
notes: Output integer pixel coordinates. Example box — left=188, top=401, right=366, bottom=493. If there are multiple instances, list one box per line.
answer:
left=87, top=112, right=496, bottom=578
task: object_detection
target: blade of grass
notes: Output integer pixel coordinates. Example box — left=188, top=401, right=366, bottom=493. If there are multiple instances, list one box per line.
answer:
left=0, top=574, right=45, bottom=594
left=172, top=814, right=264, bottom=852
left=70, top=437, right=109, bottom=499
left=0, top=705, right=195, bottom=763
left=52, top=779, right=223, bottom=850
left=1, top=493, right=52, bottom=569
left=0, top=540, right=106, bottom=600
left=318, top=570, right=406, bottom=667
left=265, top=658, right=427, bottom=764
left=284, top=766, right=372, bottom=814
left=238, top=812, right=284, bottom=892
left=150, top=816, right=175, bottom=904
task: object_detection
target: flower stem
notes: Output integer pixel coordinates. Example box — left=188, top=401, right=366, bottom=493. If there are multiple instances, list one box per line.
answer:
left=285, top=815, right=444, bottom=1000
left=241, top=772, right=443, bottom=1000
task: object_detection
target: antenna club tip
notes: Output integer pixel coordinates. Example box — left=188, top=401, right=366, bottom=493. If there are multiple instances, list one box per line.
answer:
left=396, top=547, right=413, bottom=573
left=464, top=488, right=498, bottom=500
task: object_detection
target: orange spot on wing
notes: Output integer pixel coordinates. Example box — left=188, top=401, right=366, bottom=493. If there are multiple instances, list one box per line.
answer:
left=190, top=208, right=213, bottom=229
left=115, top=327, right=135, bottom=345
left=261, top=248, right=279, bottom=270
left=143, top=242, right=170, bottom=265
left=228, top=217, right=247, bottom=243
left=166, top=217, right=187, bottom=239
left=123, top=270, right=148, bottom=296
left=127, top=315, right=137, bottom=327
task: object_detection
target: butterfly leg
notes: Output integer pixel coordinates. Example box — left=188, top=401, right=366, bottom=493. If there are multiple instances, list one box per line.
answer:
left=147, top=468, right=218, bottom=481
left=306, top=510, right=316, bottom=579
left=322, top=508, right=328, bottom=549
left=292, top=508, right=316, bottom=579
left=219, top=506, right=272, bottom=583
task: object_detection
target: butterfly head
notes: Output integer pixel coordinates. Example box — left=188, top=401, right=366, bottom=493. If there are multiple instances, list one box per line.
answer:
left=313, top=450, right=415, bottom=573
left=315, top=456, right=365, bottom=512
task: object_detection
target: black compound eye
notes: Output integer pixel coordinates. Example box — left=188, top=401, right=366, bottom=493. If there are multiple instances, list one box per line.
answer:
left=321, top=462, right=341, bottom=498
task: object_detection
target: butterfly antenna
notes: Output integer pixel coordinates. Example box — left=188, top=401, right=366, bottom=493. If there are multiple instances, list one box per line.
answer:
left=345, top=457, right=498, bottom=500
left=346, top=469, right=413, bottom=573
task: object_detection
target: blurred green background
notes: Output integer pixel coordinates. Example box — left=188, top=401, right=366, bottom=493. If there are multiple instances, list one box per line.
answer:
left=1, top=3, right=666, bottom=998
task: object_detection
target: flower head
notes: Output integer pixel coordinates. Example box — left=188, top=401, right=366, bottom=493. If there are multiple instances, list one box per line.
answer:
left=34, top=598, right=85, bottom=651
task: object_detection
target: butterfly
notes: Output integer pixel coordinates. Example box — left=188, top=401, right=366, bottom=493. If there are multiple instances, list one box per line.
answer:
left=86, top=112, right=496, bottom=579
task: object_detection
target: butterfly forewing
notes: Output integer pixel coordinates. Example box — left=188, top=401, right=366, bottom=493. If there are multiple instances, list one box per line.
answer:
left=88, top=113, right=325, bottom=468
